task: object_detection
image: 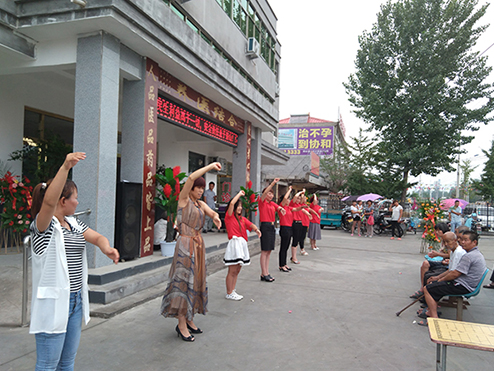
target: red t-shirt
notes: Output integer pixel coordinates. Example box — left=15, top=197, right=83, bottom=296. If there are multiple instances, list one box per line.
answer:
left=278, top=205, right=293, bottom=226
left=301, top=208, right=311, bottom=227
left=258, top=196, right=278, bottom=222
left=225, top=212, right=253, bottom=240
left=310, top=204, right=323, bottom=224
left=290, top=200, right=302, bottom=221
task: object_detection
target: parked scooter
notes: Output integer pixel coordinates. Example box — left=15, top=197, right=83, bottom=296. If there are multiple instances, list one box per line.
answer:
left=340, top=207, right=353, bottom=232
left=373, top=214, right=404, bottom=237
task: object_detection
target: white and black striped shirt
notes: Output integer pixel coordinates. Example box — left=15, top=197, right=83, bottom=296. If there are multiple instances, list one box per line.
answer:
left=31, top=218, right=89, bottom=293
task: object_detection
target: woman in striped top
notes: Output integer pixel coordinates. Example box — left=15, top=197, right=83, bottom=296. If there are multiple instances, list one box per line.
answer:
left=30, top=152, right=119, bottom=370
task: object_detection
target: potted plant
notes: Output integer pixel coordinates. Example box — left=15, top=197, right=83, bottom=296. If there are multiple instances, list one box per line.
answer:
left=240, top=180, right=259, bottom=221
left=0, top=171, right=33, bottom=253
left=155, top=165, right=186, bottom=256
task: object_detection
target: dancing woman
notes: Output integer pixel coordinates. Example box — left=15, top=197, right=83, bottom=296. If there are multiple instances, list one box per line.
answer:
left=258, top=178, right=285, bottom=282
left=308, top=194, right=323, bottom=250
left=30, top=152, right=119, bottom=370
left=224, top=190, right=261, bottom=300
left=278, top=186, right=308, bottom=271
left=160, top=162, right=222, bottom=342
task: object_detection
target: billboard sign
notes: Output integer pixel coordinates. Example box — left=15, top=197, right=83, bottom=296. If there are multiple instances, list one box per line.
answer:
left=278, top=126, right=333, bottom=156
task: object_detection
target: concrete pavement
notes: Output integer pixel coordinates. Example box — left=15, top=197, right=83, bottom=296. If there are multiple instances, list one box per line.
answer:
left=1, top=229, right=494, bottom=370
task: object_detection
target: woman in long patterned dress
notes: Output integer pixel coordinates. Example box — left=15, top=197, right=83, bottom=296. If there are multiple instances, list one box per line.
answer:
left=160, top=162, right=222, bottom=342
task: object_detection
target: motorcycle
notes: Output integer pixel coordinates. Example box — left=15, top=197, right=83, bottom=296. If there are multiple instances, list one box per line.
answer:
left=340, top=207, right=365, bottom=234
left=373, top=214, right=405, bottom=237
left=340, top=207, right=353, bottom=232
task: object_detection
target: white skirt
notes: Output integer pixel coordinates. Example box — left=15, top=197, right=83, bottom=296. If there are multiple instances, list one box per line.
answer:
left=223, top=236, right=251, bottom=266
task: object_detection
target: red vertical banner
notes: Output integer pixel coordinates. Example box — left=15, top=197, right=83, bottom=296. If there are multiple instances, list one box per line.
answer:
left=310, top=151, right=320, bottom=177
left=140, top=58, right=159, bottom=257
left=245, top=122, right=252, bottom=186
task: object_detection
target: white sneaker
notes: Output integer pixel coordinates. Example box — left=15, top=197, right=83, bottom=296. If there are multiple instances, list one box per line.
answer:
left=225, top=291, right=243, bottom=301
left=233, top=290, right=243, bottom=300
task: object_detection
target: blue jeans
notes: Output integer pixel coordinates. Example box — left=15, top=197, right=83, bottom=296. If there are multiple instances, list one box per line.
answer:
left=450, top=221, right=461, bottom=233
left=35, top=291, right=83, bottom=371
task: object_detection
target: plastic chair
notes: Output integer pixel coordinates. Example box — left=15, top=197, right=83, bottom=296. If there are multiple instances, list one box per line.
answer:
left=447, top=268, right=489, bottom=321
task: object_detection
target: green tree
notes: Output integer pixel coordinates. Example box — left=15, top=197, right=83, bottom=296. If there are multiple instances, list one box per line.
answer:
left=345, top=0, right=494, bottom=202
left=459, top=159, right=477, bottom=199
left=472, top=140, right=494, bottom=203
left=9, top=134, right=72, bottom=185
left=319, top=144, right=351, bottom=193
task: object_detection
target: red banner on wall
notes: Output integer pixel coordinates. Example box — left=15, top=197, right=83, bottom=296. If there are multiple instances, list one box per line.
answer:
left=246, top=122, right=252, bottom=184
left=157, top=69, right=244, bottom=134
left=140, top=58, right=159, bottom=257
left=157, top=96, right=238, bottom=147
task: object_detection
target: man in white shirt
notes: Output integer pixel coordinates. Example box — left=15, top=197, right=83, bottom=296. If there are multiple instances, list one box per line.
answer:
left=203, top=182, right=217, bottom=233
left=389, top=200, right=403, bottom=240
left=449, top=200, right=462, bottom=233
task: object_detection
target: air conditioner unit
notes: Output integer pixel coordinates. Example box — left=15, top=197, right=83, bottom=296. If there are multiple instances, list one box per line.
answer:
left=246, top=37, right=260, bottom=59
left=207, top=156, right=219, bottom=165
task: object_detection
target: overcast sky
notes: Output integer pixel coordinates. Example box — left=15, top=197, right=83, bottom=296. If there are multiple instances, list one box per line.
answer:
left=269, top=0, right=494, bottom=191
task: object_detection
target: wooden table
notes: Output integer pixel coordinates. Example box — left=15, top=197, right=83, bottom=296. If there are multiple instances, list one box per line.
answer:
left=428, top=318, right=494, bottom=370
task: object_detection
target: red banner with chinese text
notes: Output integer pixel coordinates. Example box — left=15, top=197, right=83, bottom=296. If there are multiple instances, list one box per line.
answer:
left=157, top=69, right=244, bottom=134
left=157, top=96, right=238, bottom=147
left=140, top=58, right=159, bottom=257
left=246, top=122, right=252, bottom=184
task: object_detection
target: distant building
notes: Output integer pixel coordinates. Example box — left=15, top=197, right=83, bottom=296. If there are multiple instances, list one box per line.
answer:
left=263, top=113, right=346, bottom=192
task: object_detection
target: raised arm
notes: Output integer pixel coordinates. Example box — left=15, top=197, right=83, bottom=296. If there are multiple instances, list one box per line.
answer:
left=261, top=178, right=280, bottom=202
left=36, top=152, right=86, bottom=232
left=227, top=190, right=245, bottom=216
left=281, top=186, right=293, bottom=206
left=178, top=162, right=221, bottom=207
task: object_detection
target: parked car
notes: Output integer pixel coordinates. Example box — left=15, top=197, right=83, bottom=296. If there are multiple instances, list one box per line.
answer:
left=463, top=203, right=494, bottom=230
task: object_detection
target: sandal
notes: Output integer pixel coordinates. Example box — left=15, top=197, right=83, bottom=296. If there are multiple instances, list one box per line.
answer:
left=417, top=320, right=428, bottom=326
left=410, top=290, right=424, bottom=299
left=300, top=250, right=309, bottom=256
left=483, top=283, right=494, bottom=289
left=290, top=258, right=300, bottom=264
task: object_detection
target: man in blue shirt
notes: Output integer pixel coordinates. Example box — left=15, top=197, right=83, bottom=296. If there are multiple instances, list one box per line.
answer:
left=449, top=200, right=462, bottom=233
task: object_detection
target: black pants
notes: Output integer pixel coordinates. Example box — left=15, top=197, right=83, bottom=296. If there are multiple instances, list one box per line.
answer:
left=292, top=222, right=308, bottom=251
left=279, top=226, right=292, bottom=266
left=390, top=221, right=400, bottom=237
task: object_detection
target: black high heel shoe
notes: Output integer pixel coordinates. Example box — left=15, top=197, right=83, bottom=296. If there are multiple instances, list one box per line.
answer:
left=279, top=267, right=290, bottom=272
left=176, top=325, right=194, bottom=342
left=187, top=323, right=203, bottom=334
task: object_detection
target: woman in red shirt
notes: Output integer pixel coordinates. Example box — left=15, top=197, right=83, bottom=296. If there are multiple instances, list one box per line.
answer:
left=278, top=186, right=308, bottom=272
left=258, top=178, right=285, bottom=282
left=223, top=190, right=261, bottom=300
left=290, top=190, right=311, bottom=262
left=308, top=195, right=323, bottom=250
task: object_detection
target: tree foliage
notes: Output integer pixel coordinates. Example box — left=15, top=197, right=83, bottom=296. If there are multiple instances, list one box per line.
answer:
left=345, top=0, right=494, bottom=201
left=9, top=134, right=72, bottom=185
left=472, top=140, right=494, bottom=202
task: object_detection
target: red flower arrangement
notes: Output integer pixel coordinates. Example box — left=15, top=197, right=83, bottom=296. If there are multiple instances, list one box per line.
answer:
left=240, top=180, right=259, bottom=218
left=1, top=172, right=33, bottom=248
left=155, top=166, right=186, bottom=242
left=417, top=200, right=444, bottom=251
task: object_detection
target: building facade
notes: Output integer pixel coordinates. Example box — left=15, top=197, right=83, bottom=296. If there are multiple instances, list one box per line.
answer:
left=0, top=0, right=287, bottom=267
left=263, top=113, right=346, bottom=192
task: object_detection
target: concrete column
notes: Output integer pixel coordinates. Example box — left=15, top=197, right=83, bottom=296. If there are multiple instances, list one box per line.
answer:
left=232, top=131, right=248, bottom=196
left=121, top=60, right=145, bottom=183
left=73, top=32, right=120, bottom=268
left=250, top=126, right=262, bottom=225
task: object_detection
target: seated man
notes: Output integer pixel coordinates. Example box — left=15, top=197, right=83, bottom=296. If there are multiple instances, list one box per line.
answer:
left=418, top=230, right=486, bottom=325
left=410, top=223, right=450, bottom=299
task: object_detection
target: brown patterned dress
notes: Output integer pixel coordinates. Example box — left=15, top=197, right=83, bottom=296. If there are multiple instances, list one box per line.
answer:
left=160, top=198, right=207, bottom=320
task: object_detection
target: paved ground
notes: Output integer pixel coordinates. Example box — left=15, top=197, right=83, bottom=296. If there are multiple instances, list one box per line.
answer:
left=1, top=229, right=493, bottom=370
